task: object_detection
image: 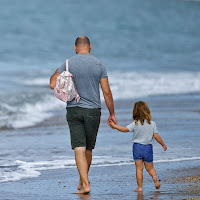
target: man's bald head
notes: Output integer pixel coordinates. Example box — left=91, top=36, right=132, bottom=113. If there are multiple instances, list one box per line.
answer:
left=74, top=36, right=91, bottom=54
left=75, top=36, right=90, bottom=47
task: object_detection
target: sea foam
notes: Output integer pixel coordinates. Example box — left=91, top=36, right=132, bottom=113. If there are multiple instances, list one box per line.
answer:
left=0, top=94, right=65, bottom=129
left=23, top=71, right=200, bottom=99
left=109, top=71, right=200, bottom=99
left=0, top=156, right=199, bottom=183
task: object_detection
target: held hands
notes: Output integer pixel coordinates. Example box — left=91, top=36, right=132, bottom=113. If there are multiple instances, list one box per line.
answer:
left=107, top=114, right=117, bottom=129
left=162, top=144, right=167, bottom=151
left=109, top=120, right=116, bottom=129
left=108, top=120, right=129, bottom=132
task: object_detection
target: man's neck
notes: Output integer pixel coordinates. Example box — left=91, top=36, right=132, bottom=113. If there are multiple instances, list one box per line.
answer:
left=77, top=50, right=90, bottom=55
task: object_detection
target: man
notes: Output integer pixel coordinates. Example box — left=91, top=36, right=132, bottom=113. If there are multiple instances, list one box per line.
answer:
left=50, top=36, right=117, bottom=194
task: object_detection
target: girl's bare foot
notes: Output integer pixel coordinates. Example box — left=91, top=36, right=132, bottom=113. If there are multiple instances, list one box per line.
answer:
left=153, top=176, right=160, bottom=189
left=76, top=185, right=90, bottom=194
left=134, top=188, right=142, bottom=192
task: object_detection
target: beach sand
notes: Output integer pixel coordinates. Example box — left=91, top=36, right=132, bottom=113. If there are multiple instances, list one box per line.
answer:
left=0, top=160, right=199, bottom=200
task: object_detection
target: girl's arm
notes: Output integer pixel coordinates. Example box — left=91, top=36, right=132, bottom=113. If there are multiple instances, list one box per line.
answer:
left=109, top=121, right=129, bottom=133
left=153, top=133, right=167, bottom=151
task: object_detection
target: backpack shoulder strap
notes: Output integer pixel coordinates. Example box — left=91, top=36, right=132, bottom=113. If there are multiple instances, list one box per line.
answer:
left=66, top=59, right=69, bottom=71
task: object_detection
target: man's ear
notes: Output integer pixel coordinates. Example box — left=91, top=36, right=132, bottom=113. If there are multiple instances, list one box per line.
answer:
left=89, top=43, right=92, bottom=51
left=74, top=45, right=77, bottom=52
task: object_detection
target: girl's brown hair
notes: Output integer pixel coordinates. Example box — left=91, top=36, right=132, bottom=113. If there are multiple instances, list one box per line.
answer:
left=133, top=101, right=151, bottom=125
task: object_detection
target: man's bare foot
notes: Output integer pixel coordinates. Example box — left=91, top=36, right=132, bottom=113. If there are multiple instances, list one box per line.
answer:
left=76, top=185, right=90, bottom=194
left=77, top=182, right=90, bottom=190
left=134, top=188, right=142, bottom=192
left=153, top=176, right=160, bottom=189
left=77, top=183, right=83, bottom=190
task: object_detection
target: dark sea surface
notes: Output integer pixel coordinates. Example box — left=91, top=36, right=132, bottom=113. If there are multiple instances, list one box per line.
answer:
left=0, top=0, right=200, bottom=183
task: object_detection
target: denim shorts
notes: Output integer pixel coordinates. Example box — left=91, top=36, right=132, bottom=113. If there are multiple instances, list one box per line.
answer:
left=132, top=143, right=153, bottom=163
left=67, top=107, right=101, bottom=150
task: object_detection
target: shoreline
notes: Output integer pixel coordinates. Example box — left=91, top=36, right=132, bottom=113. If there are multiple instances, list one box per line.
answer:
left=0, top=160, right=199, bottom=200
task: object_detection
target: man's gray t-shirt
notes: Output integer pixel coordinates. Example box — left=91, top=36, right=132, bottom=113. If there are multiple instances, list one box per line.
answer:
left=57, top=54, right=107, bottom=109
left=127, top=120, right=158, bottom=145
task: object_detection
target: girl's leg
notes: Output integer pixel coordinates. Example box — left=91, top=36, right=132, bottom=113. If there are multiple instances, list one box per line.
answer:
left=144, top=162, right=160, bottom=189
left=134, top=160, right=144, bottom=192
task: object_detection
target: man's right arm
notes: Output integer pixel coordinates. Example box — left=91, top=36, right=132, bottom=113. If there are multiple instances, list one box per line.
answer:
left=100, top=77, right=117, bottom=125
left=49, top=68, right=59, bottom=90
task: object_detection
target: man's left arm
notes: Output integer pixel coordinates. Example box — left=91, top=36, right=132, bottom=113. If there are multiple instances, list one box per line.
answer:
left=49, top=68, right=59, bottom=90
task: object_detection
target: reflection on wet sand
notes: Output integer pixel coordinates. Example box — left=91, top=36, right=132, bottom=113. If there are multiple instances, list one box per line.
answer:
left=137, top=191, right=161, bottom=200
left=77, top=193, right=90, bottom=200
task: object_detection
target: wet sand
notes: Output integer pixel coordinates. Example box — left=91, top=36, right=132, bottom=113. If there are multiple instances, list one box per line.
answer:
left=0, top=160, right=199, bottom=200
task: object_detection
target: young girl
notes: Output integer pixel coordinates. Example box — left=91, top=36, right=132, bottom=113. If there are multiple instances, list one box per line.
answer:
left=109, top=101, right=167, bottom=192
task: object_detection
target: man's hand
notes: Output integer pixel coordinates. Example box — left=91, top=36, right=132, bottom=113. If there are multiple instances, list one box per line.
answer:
left=107, top=114, right=117, bottom=126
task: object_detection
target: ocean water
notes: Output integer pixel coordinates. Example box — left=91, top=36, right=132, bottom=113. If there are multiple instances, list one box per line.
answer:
left=1, top=0, right=200, bottom=129
left=0, top=0, right=200, bottom=183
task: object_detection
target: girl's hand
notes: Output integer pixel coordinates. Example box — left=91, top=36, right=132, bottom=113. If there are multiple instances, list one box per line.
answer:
left=162, top=144, right=167, bottom=151
left=109, top=120, right=115, bottom=129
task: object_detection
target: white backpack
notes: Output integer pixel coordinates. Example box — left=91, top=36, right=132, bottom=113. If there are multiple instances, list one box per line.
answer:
left=54, top=59, right=80, bottom=103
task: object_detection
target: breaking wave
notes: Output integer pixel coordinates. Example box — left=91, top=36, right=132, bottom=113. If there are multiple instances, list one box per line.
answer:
left=1, top=71, right=200, bottom=129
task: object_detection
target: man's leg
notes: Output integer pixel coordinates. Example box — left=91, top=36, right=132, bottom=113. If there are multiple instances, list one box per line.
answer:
left=134, top=160, right=144, bottom=192
left=74, top=147, right=90, bottom=194
left=86, top=149, right=92, bottom=170
left=77, top=108, right=100, bottom=191
left=77, top=149, right=92, bottom=190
